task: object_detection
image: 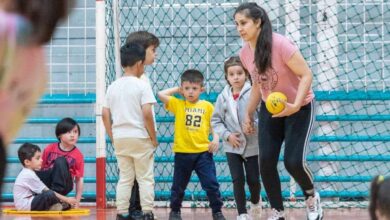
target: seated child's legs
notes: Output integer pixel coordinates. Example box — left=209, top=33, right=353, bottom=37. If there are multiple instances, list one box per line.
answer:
left=132, top=138, right=155, bottom=212
left=194, top=152, right=223, bottom=213
left=35, top=169, right=51, bottom=187
left=36, top=157, right=73, bottom=195
left=51, top=157, right=73, bottom=195
left=31, top=190, right=60, bottom=211
left=170, top=153, right=197, bottom=212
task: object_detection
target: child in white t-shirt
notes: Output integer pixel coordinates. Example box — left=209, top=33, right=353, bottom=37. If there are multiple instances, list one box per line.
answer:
left=102, top=42, right=158, bottom=220
left=13, top=143, right=77, bottom=211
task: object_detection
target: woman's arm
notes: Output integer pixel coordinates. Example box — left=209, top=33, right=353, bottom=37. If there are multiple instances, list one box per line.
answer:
left=243, top=82, right=262, bottom=134
left=273, top=51, right=313, bottom=117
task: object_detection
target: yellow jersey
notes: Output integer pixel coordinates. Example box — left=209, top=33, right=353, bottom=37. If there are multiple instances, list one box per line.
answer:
left=166, top=96, right=214, bottom=153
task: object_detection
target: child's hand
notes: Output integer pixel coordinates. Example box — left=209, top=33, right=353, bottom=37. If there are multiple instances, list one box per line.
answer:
left=74, top=200, right=80, bottom=208
left=243, top=115, right=255, bottom=135
left=208, top=140, right=219, bottom=153
left=151, top=138, right=158, bottom=148
left=65, top=197, right=78, bottom=207
left=227, top=133, right=241, bottom=148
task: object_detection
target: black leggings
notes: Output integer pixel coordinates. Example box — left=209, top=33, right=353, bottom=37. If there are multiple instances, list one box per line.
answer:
left=226, top=153, right=260, bottom=215
left=259, top=101, right=315, bottom=211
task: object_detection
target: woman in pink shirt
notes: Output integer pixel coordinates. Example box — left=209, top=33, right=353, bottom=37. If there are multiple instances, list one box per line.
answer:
left=0, top=0, right=73, bottom=201
left=234, top=3, right=323, bottom=220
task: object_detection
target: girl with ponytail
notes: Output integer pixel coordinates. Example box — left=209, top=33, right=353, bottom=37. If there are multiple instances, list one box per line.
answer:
left=370, top=176, right=390, bottom=220
left=234, top=3, right=322, bottom=220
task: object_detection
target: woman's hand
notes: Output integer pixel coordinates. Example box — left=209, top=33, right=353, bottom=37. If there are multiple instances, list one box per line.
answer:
left=272, top=101, right=300, bottom=118
left=243, top=114, right=255, bottom=135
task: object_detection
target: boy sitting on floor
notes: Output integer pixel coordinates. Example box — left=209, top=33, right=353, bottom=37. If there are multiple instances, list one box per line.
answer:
left=13, top=143, right=77, bottom=211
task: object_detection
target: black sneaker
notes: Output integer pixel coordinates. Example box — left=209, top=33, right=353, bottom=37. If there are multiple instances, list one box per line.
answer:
left=129, top=210, right=144, bottom=220
left=48, top=203, right=63, bottom=211
left=116, top=214, right=130, bottom=220
left=61, top=202, right=71, bottom=211
left=212, top=212, right=226, bottom=220
left=169, top=211, right=182, bottom=220
left=143, top=212, right=154, bottom=220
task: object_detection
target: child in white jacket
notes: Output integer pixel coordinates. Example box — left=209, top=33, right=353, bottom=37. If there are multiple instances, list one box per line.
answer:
left=211, top=57, right=262, bottom=220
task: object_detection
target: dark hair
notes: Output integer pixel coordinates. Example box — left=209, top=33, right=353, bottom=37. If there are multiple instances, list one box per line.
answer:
left=55, top=117, right=80, bottom=141
left=120, top=43, right=146, bottom=68
left=234, top=2, right=273, bottom=75
left=18, top=143, right=41, bottom=166
left=125, top=31, right=160, bottom=49
left=370, top=176, right=390, bottom=220
left=223, top=56, right=249, bottom=85
left=8, top=0, right=74, bottom=45
left=180, top=69, right=204, bottom=86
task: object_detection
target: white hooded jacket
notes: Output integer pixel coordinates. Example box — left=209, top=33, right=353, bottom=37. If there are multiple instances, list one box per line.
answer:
left=211, top=82, right=259, bottom=157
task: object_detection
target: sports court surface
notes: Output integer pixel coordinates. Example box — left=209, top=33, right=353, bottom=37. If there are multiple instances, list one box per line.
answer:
left=2, top=0, right=389, bottom=220
left=1, top=207, right=370, bottom=220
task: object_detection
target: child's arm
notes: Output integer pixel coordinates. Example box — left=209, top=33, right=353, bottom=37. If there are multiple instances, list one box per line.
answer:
left=53, top=191, right=78, bottom=207
left=211, top=96, right=241, bottom=148
left=157, top=86, right=180, bottom=104
left=74, top=177, right=83, bottom=208
left=208, top=127, right=219, bottom=153
left=102, top=107, right=113, bottom=141
left=43, top=187, right=77, bottom=207
left=244, top=84, right=261, bottom=135
left=142, top=103, right=158, bottom=147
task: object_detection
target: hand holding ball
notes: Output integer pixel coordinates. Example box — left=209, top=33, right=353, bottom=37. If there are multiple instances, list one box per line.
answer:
left=266, top=92, right=287, bottom=115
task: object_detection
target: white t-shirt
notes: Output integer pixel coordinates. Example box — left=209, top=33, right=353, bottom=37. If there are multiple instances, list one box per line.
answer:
left=13, top=168, right=47, bottom=210
left=141, top=74, right=157, bottom=131
left=104, top=75, right=157, bottom=139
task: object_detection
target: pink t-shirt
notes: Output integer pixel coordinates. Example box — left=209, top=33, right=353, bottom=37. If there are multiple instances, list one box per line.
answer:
left=239, top=33, right=314, bottom=106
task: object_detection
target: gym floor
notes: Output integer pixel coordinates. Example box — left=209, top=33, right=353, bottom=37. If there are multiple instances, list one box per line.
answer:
left=1, top=207, right=370, bottom=220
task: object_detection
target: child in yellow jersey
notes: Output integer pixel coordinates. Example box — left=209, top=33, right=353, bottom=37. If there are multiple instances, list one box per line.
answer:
left=158, top=69, right=226, bottom=220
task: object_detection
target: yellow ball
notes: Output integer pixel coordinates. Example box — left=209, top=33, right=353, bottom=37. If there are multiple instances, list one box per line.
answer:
left=266, top=92, right=287, bottom=114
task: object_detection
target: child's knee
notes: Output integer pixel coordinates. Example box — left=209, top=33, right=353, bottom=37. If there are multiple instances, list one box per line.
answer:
left=54, top=157, right=68, bottom=166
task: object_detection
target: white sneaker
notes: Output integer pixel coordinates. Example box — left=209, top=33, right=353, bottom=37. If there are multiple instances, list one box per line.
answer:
left=267, top=209, right=285, bottom=220
left=306, top=192, right=324, bottom=220
left=237, top=213, right=252, bottom=220
left=249, top=201, right=262, bottom=219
